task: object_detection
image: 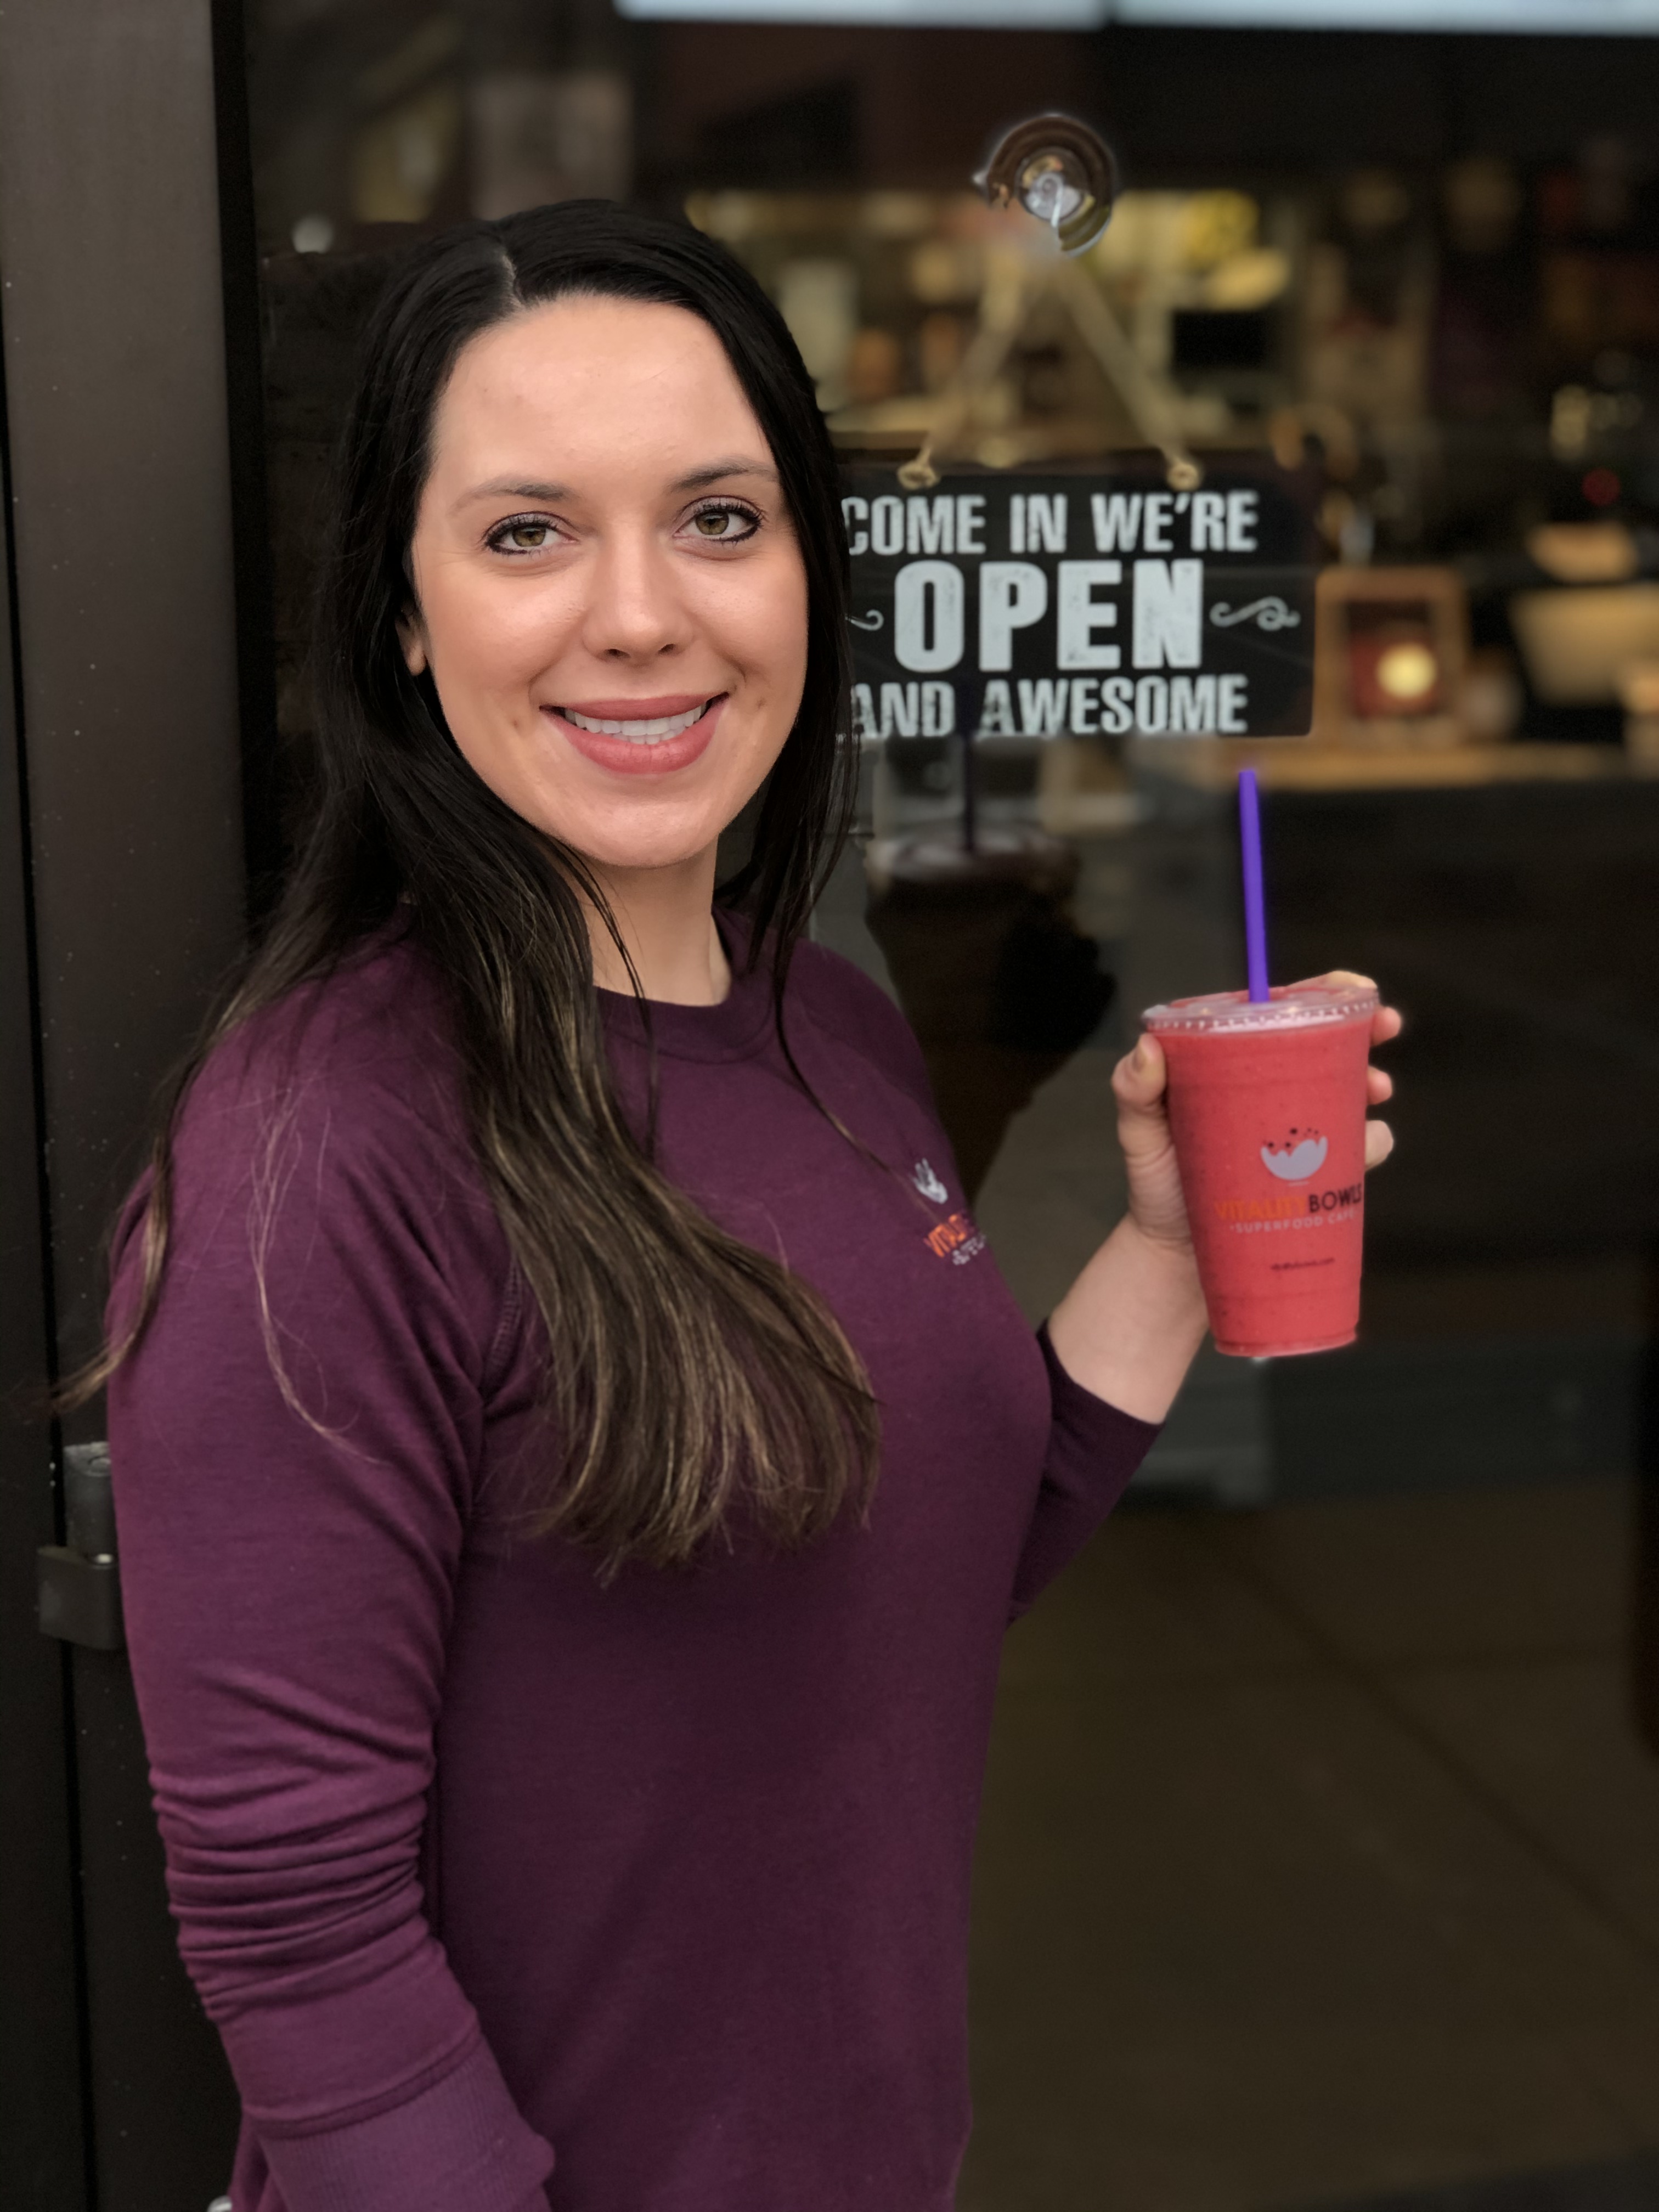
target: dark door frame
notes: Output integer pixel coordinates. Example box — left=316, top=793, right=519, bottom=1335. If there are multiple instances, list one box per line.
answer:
left=0, top=3, right=267, bottom=2205
left=0, top=276, right=88, bottom=2212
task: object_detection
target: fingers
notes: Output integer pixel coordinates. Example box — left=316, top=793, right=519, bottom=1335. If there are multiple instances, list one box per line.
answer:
left=1285, top=970, right=1404, bottom=1047
left=1121, top=1026, right=1397, bottom=1175
left=1123, top=1029, right=1397, bottom=1111
left=1302, top=968, right=1374, bottom=990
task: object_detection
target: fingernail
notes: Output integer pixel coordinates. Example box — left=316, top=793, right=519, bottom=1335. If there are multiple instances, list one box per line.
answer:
left=1132, top=1037, right=1152, bottom=1070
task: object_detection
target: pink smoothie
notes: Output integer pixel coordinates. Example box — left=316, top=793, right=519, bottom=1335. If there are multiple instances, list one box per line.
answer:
left=1143, top=982, right=1378, bottom=1357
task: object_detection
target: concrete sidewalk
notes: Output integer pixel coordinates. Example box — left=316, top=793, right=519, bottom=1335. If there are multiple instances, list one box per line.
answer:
left=961, top=1477, right=1659, bottom=2212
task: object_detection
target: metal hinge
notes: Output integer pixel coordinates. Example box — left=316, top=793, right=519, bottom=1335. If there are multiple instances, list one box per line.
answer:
left=37, top=1441, right=124, bottom=1651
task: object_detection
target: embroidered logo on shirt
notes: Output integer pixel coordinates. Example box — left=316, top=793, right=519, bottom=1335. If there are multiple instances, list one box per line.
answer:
left=925, top=1210, right=986, bottom=1267
left=912, top=1158, right=949, bottom=1203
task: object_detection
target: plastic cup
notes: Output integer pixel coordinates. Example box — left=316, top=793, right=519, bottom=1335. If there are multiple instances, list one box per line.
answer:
left=1142, top=981, right=1379, bottom=1358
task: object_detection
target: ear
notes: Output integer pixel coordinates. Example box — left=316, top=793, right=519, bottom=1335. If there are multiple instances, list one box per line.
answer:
left=397, top=608, right=429, bottom=678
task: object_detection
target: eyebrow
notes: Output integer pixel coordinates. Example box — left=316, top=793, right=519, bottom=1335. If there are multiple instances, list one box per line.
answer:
left=462, top=479, right=569, bottom=505
left=456, top=460, right=779, bottom=509
left=672, top=459, right=779, bottom=492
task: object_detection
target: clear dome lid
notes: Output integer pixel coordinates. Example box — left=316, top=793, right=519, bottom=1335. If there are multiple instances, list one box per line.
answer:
left=1142, top=981, right=1378, bottom=1033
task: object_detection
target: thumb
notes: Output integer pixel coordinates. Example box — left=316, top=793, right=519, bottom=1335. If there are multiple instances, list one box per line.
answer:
left=1113, top=1032, right=1169, bottom=1118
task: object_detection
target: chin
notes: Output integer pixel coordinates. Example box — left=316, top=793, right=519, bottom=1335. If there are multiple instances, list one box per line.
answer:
left=539, top=809, right=727, bottom=878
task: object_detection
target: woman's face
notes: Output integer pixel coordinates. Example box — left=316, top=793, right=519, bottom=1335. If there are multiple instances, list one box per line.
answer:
left=402, top=295, right=810, bottom=877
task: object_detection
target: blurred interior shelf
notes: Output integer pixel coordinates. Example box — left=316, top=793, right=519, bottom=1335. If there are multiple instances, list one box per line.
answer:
left=1136, top=738, right=1635, bottom=793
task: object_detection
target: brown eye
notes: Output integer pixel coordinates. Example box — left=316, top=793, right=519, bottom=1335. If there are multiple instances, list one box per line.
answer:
left=686, top=501, right=759, bottom=544
left=487, top=514, right=561, bottom=556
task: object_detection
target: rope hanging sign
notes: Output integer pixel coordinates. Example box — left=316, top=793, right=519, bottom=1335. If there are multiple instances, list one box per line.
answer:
left=848, top=115, right=1321, bottom=746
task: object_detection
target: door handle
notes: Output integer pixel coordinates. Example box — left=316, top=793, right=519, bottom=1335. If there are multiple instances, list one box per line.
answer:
left=37, top=1441, right=124, bottom=1650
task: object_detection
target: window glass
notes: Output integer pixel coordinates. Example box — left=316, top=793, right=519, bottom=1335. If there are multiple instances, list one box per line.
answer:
left=243, top=12, right=1659, bottom=2204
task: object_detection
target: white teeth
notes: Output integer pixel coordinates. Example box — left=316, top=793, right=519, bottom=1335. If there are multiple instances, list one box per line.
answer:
left=562, top=700, right=712, bottom=744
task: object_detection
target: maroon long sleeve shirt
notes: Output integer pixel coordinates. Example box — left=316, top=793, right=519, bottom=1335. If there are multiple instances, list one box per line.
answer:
left=108, top=919, right=1159, bottom=2212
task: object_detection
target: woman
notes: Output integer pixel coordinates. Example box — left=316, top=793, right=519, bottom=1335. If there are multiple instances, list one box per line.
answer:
left=105, top=201, right=1398, bottom=2212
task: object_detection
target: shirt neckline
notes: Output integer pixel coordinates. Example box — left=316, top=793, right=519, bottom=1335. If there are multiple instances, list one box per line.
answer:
left=596, top=910, right=777, bottom=1065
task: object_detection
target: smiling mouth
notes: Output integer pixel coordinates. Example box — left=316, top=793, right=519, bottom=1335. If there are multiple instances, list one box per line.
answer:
left=557, top=696, right=723, bottom=746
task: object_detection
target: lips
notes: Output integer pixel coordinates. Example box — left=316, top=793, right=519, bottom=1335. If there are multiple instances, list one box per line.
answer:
left=544, top=693, right=726, bottom=777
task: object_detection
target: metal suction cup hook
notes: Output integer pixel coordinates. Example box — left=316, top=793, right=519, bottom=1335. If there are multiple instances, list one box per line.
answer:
left=975, top=113, right=1117, bottom=257
left=896, top=110, right=1198, bottom=493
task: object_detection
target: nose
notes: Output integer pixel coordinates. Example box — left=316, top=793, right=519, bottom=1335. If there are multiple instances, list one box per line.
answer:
left=580, top=524, right=690, bottom=665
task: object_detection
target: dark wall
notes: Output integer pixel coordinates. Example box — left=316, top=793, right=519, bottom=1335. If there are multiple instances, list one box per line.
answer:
left=643, top=25, right=1659, bottom=195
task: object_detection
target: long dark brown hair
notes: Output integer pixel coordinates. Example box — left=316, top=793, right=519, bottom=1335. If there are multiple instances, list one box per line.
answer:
left=90, top=199, right=879, bottom=1571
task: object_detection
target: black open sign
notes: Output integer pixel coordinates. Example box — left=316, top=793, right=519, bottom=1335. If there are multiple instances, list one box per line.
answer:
left=841, top=460, right=1319, bottom=742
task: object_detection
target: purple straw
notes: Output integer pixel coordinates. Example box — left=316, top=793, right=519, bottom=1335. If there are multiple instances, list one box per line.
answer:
left=1238, top=768, right=1271, bottom=1004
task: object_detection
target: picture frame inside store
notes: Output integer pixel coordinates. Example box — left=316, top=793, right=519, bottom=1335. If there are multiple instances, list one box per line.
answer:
left=840, top=458, right=1320, bottom=744
left=1312, top=564, right=1470, bottom=748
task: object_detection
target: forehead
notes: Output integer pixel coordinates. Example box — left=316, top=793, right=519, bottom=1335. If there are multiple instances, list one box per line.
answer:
left=428, top=295, right=769, bottom=484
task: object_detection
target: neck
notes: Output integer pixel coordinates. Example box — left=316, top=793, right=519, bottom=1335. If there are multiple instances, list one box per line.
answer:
left=582, top=845, right=730, bottom=1007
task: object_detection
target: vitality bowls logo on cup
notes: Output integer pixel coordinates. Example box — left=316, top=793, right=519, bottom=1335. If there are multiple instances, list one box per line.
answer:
left=1261, top=1128, right=1326, bottom=1182
left=1213, top=1125, right=1363, bottom=1232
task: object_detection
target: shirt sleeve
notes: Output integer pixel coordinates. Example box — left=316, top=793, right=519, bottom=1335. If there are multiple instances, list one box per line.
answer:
left=1008, top=1324, right=1163, bottom=1620
left=107, top=1049, right=555, bottom=2212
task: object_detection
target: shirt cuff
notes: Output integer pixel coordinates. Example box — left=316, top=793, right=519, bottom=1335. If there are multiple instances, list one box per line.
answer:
left=1037, top=1319, right=1163, bottom=1467
left=259, top=2034, right=554, bottom=2212
left=1008, top=1324, right=1164, bottom=1618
